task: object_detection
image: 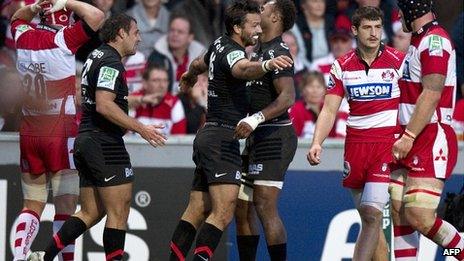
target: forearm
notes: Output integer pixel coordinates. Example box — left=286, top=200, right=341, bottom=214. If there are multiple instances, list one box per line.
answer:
left=312, top=109, right=337, bottom=145
left=234, top=61, right=266, bottom=80
left=405, top=89, right=441, bottom=135
left=261, top=90, right=294, bottom=121
left=66, top=0, right=104, bottom=31
left=189, top=56, right=208, bottom=76
left=11, top=5, right=39, bottom=22
left=96, top=100, right=144, bottom=133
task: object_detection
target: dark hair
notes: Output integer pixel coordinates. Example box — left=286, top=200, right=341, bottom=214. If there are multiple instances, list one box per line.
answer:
left=169, top=13, right=194, bottom=34
left=299, top=71, right=326, bottom=90
left=224, top=0, right=261, bottom=36
left=272, top=0, right=297, bottom=32
left=351, top=6, right=384, bottom=29
left=99, top=13, right=136, bottom=43
left=142, top=64, right=168, bottom=80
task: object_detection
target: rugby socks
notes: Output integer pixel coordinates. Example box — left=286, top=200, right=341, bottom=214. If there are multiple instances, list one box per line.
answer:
left=425, top=218, right=464, bottom=260
left=170, top=220, right=197, bottom=261
left=237, top=235, right=260, bottom=261
left=267, top=243, right=287, bottom=261
left=103, top=227, right=126, bottom=261
left=53, top=214, right=75, bottom=261
left=13, top=209, right=40, bottom=261
left=393, top=225, right=419, bottom=260
left=192, top=223, right=222, bottom=261
left=44, top=216, right=87, bottom=261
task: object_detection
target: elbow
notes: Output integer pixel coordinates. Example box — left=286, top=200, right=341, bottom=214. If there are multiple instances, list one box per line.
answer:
left=87, top=9, right=105, bottom=31
left=96, top=102, right=108, bottom=116
left=284, top=91, right=295, bottom=109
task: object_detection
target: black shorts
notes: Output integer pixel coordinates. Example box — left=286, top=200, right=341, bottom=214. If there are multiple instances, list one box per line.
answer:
left=74, top=131, right=134, bottom=187
left=246, top=125, right=297, bottom=182
left=191, top=125, right=242, bottom=192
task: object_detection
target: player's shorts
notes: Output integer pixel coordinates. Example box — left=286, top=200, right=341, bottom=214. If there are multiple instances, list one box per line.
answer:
left=73, top=131, right=134, bottom=187
left=246, top=125, right=297, bottom=184
left=20, top=135, right=75, bottom=175
left=191, top=124, right=242, bottom=192
left=343, top=141, right=393, bottom=189
left=394, top=123, right=457, bottom=179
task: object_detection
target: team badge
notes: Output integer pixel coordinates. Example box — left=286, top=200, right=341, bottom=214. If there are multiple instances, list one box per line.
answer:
left=381, top=70, right=395, bottom=82
left=428, top=35, right=443, bottom=57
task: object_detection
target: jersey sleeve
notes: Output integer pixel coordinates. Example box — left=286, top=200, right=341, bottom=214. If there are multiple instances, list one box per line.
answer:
left=58, top=21, right=93, bottom=54
left=264, top=44, right=294, bottom=80
left=96, top=62, right=124, bottom=94
left=10, top=19, right=34, bottom=42
left=203, top=43, right=214, bottom=65
left=419, top=34, right=451, bottom=76
left=224, top=48, right=246, bottom=70
left=326, top=60, right=345, bottom=97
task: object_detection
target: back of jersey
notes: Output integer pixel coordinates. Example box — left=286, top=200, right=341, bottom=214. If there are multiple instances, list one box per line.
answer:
left=203, top=36, right=250, bottom=126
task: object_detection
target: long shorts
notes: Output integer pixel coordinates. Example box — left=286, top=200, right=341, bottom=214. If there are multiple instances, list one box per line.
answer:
left=191, top=125, right=242, bottom=192
left=20, top=135, right=75, bottom=175
left=395, top=123, right=457, bottom=179
left=246, top=125, right=297, bottom=183
left=73, top=131, right=134, bottom=187
left=343, top=141, right=393, bottom=189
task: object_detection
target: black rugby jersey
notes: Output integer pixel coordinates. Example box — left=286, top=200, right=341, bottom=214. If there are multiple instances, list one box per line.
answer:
left=203, top=35, right=250, bottom=126
left=248, top=36, right=294, bottom=123
left=79, top=44, right=128, bottom=136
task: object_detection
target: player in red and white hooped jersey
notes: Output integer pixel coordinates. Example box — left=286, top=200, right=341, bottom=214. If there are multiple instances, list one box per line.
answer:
left=10, top=0, right=104, bottom=260
left=390, top=1, right=463, bottom=260
left=307, top=7, right=405, bottom=260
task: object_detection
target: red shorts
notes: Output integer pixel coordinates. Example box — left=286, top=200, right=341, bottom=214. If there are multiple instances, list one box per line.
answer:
left=395, top=123, right=457, bottom=179
left=20, top=135, right=75, bottom=175
left=343, top=142, right=393, bottom=189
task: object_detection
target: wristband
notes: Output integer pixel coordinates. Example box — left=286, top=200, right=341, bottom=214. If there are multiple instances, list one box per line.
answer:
left=261, top=60, right=270, bottom=73
left=237, top=111, right=266, bottom=130
left=49, top=0, right=68, bottom=12
left=403, top=129, right=416, bottom=141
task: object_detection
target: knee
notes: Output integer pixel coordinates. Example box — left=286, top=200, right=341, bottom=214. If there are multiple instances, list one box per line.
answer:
left=211, top=199, right=237, bottom=225
left=54, top=195, right=78, bottom=214
left=358, top=205, right=383, bottom=226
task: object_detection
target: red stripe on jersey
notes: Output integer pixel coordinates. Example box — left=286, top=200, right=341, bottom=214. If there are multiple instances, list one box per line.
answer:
left=349, top=98, right=400, bottom=116
left=399, top=81, right=422, bottom=104
left=62, top=21, right=90, bottom=54
left=345, top=126, right=398, bottom=142
left=420, top=49, right=450, bottom=76
left=394, top=225, right=415, bottom=236
left=405, top=189, right=441, bottom=197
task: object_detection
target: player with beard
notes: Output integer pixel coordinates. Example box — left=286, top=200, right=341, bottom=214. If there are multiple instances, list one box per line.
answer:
left=390, top=0, right=463, bottom=259
left=28, top=13, right=167, bottom=261
left=168, top=1, right=293, bottom=260
left=233, top=1, right=297, bottom=260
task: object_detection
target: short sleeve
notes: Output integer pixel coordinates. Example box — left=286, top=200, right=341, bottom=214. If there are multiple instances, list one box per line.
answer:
left=265, top=44, right=294, bottom=80
left=326, top=61, right=345, bottom=97
left=96, top=64, right=122, bottom=93
left=419, top=34, right=451, bottom=76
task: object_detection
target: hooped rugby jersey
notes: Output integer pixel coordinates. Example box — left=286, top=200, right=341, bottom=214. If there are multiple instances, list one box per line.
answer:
left=12, top=19, right=92, bottom=137
left=398, top=21, right=456, bottom=127
left=327, top=44, right=405, bottom=142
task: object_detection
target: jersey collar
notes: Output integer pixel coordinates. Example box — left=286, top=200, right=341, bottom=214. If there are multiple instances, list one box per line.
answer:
left=413, top=20, right=438, bottom=36
left=103, top=43, right=122, bottom=60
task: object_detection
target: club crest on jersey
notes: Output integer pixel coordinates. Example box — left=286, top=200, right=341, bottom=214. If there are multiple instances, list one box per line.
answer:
left=428, top=35, right=443, bottom=57
left=227, top=50, right=245, bottom=67
left=280, top=42, right=289, bottom=50
left=381, top=70, right=395, bottom=82
left=97, top=66, right=119, bottom=90
left=347, top=83, right=393, bottom=100
left=16, top=24, right=33, bottom=34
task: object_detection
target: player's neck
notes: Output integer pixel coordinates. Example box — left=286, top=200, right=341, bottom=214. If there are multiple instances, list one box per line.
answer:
left=260, top=29, right=281, bottom=43
left=411, top=12, right=435, bottom=33
left=231, top=34, right=246, bottom=48
left=357, top=44, right=380, bottom=65
left=108, top=42, right=125, bottom=59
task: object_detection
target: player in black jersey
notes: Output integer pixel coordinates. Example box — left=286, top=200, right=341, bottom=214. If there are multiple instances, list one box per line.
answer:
left=168, top=1, right=293, bottom=260
left=234, top=1, right=297, bottom=260
left=28, top=14, right=166, bottom=261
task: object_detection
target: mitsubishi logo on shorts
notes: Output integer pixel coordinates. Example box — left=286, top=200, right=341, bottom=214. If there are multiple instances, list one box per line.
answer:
left=434, top=149, right=447, bottom=161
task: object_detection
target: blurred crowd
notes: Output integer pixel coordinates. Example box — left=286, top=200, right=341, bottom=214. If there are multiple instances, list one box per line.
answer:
left=0, top=0, right=462, bottom=140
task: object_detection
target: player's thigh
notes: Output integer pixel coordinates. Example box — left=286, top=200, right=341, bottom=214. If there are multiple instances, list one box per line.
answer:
left=51, top=169, right=79, bottom=214
left=97, top=183, right=133, bottom=214
left=208, top=183, right=240, bottom=213
left=403, top=176, right=444, bottom=213
left=20, top=135, right=46, bottom=175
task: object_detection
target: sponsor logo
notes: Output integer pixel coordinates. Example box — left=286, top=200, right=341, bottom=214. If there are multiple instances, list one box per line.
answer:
left=97, top=66, right=119, bottom=90
left=104, top=175, right=116, bottom=182
left=346, top=83, right=393, bottom=100
left=135, top=191, right=151, bottom=207
left=381, top=70, right=395, bottom=82
left=18, top=61, right=47, bottom=74
left=235, top=170, right=241, bottom=180
left=248, top=163, right=263, bottom=175
left=125, top=167, right=134, bottom=178
left=428, top=35, right=443, bottom=57
left=226, top=50, right=245, bottom=67
left=381, top=163, right=388, bottom=172
left=412, top=155, right=419, bottom=165
left=16, top=24, right=32, bottom=34
left=434, top=149, right=447, bottom=161
left=343, top=161, right=351, bottom=179
left=214, top=172, right=227, bottom=178
left=208, top=90, right=218, bottom=97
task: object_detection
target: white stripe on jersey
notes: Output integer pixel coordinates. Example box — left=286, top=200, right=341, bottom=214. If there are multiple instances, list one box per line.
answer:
left=16, top=48, right=75, bottom=81
left=347, top=110, right=398, bottom=129
left=433, top=124, right=448, bottom=179
left=399, top=103, right=454, bottom=126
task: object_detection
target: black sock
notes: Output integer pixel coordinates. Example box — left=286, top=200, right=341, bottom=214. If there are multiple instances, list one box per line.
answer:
left=267, top=243, right=286, bottom=261
left=192, top=223, right=223, bottom=261
left=169, top=220, right=197, bottom=261
left=103, top=227, right=126, bottom=261
left=237, top=235, right=260, bottom=261
left=44, top=216, right=87, bottom=261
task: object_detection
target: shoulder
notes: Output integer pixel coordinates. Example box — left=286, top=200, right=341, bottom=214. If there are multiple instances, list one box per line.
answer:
left=383, top=46, right=406, bottom=67
left=336, top=50, right=357, bottom=68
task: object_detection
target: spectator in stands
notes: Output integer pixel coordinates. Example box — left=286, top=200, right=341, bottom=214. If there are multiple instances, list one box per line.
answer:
left=0, top=66, right=21, bottom=131
left=293, top=0, right=333, bottom=62
left=129, top=64, right=187, bottom=135
left=290, top=71, right=346, bottom=138
left=124, top=51, right=149, bottom=93
left=127, top=0, right=170, bottom=56
left=310, top=28, right=353, bottom=84
left=282, top=30, right=310, bottom=96
left=392, top=21, right=411, bottom=53
left=171, top=0, right=225, bottom=47
left=177, top=73, right=207, bottom=134
left=152, top=14, right=206, bottom=93
left=453, top=97, right=464, bottom=141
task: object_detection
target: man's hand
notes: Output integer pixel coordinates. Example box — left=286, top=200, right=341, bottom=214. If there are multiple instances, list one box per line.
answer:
left=234, top=121, right=253, bottom=139
left=307, top=143, right=322, bottom=166
left=138, top=123, right=167, bottom=148
left=142, top=93, right=163, bottom=106
left=266, top=55, right=293, bottom=71
left=46, top=0, right=67, bottom=14
left=179, top=72, right=198, bottom=93
left=392, top=135, right=414, bottom=160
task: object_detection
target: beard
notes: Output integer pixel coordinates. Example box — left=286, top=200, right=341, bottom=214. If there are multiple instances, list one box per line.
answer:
left=240, top=32, right=258, bottom=47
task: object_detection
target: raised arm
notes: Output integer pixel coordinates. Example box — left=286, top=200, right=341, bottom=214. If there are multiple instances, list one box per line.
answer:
left=179, top=54, right=208, bottom=92
left=231, top=55, right=293, bottom=80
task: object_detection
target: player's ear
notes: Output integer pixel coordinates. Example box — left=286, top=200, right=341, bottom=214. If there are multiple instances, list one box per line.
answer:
left=233, top=24, right=242, bottom=35
left=351, top=25, right=358, bottom=37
